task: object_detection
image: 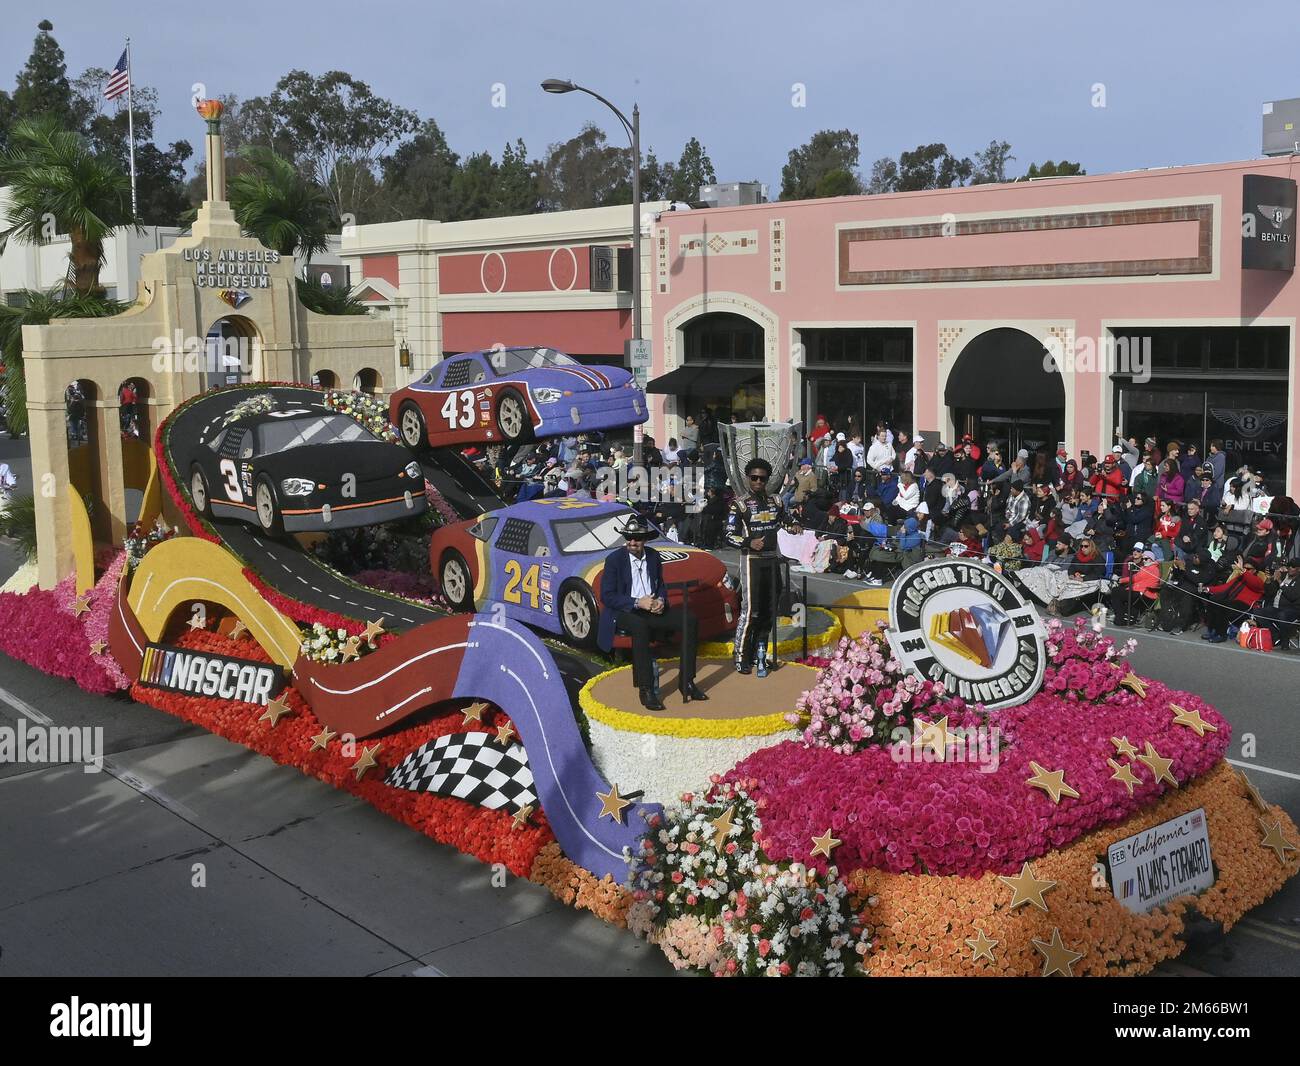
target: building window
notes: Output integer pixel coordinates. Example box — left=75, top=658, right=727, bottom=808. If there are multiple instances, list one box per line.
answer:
left=1125, top=326, right=1289, bottom=374
left=803, top=327, right=912, bottom=366
left=683, top=313, right=763, bottom=363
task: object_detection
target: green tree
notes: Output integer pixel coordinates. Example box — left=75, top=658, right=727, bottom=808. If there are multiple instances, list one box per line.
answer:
left=779, top=129, right=862, bottom=200
left=0, top=91, right=15, bottom=155
left=638, top=148, right=674, bottom=201
left=866, top=156, right=899, bottom=194
left=669, top=136, right=716, bottom=202
left=970, top=140, right=1015, bottom=185
left=493, top=139, right=540, bottom=216
left=12, top=21, right=82, bottom=131
left=538, top=124, right=631, bottom=210
left=243, top=71, right=420, bottom=222
left=1020, top=160, right=1086, bottom=180
left=0, top=289, right=127, bottom=435
left=450, top=151, right=498, bottom=220
left=375, top=118, right=460, bottom=222
left=0, top=116, right=134, bottom=296
left=227, top=145, right=333, bottom=260
left=895, top=143, right=972, bottom=191
left=295, top=274, right=367, bottom=316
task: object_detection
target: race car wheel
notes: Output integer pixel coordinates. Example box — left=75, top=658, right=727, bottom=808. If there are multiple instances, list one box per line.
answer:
left=190, top=464, right=212, bottom=518
left=398, top=401, right=427, bottom=450
left=440, top=550, right=475, bottom=612
left=254, top=475, right=284, bottom=537
left=559, top=581, right=597, bottom=648
left=495, top=389, right=532, bottom=444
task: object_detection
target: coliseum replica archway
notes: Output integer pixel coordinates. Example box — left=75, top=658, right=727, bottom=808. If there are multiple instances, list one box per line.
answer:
left=22, top=100, right=396, bottom=588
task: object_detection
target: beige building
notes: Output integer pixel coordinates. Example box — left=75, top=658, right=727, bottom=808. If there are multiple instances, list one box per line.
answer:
left=23, top=102, right=395, bottom=589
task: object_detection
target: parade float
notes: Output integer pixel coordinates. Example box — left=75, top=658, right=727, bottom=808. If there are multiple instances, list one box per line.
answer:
left=0, top=381, right=1291, bottom=979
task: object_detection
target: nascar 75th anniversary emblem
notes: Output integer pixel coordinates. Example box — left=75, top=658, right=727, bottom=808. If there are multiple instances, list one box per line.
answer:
left=886, top=559, right=1046, bottom=709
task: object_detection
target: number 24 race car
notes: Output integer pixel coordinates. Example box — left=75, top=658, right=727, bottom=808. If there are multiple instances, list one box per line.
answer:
left=429, top=498, right=736, bottom=648
left=390, top=345, right=648, bottom=449
left=186, top=395, right=427, bottom=536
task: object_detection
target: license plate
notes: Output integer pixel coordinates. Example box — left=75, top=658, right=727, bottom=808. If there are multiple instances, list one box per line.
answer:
left=1107, top=808, right=1214, bottom=913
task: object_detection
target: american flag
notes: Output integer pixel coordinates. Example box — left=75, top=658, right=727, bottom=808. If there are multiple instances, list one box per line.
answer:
left=104, top=49, right=130, bottom=101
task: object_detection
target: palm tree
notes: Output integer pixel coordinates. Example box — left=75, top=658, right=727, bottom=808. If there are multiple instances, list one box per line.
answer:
left=228, top=145, right=333, bottom=261
left=0, top=289, right=126, bottom=435
left=0, top=116, right=134, bottom=297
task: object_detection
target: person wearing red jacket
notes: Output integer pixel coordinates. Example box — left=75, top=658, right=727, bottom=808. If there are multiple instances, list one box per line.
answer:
left=1153, top=499, right=1183, bottom=546
left=1200, top=558, right=1266, bottom=643
left=1090, top=454, right=1126, bottom=501
left=1109, top=548, right=1161, bottom=626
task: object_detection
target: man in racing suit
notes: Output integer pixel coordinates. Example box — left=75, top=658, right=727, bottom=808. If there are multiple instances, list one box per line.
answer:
left=727, top=457, right=794, bottom=677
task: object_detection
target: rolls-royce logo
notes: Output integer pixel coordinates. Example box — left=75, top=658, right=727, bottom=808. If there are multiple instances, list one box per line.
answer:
left=1258, top=204, right=1294, bottom=229
left=1210, top=408, right=1287, bottom=439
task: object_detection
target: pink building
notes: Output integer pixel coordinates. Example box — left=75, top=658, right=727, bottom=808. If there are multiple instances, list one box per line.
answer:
left=647, top=157, right=1299, bottom=494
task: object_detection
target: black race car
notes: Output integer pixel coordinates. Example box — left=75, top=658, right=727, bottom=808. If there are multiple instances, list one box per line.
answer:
left=186, top=397, right=427, bottom=535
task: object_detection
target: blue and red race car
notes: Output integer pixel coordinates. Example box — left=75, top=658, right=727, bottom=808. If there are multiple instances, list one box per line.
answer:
left=429, top=498, right=736, bottom=648
left=390, top=346, right=648, bottom=449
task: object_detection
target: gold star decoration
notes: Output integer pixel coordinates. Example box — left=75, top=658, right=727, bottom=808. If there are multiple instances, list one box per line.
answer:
left=1111, top=735, right=1140, bottom=759
left=710, top=804, right=737, bottom=849
left=461, top=700, right=488, bottom=725
left=1170, top=703, right=1217, bottom=738
left=258, top=696, right=294, bottom=728
left=308, top=726, right=338, bottom=752
left=1026, top=760, right=1080, bottom=804
left=89, top=640, right=108, bottom=656
left=998, top=862, right=1057, bottom=912
left=912, top=715, right=954, bottom=761
left=1138, top=742, right=1178, bottom=788
left=229, top=619, right=249, bottom=640
left=1258, top=818, right=1298, bottom=865
left=495, top=721, right=516, bottom=746
left=810, top=828, right=842, bottom=860
left=1237, top=770, right=1270, bottom=814
left=1033, top=928, right=1084, bottom=977
left=351, top=743, right=382, bottom=781
left=340, top=635, right=362, bottom=663
left=1107, top=757, right=1142, bottom=795
left=362, top=617, right=387, bottom=645
left=187, top=612, right=206, bottom=631
left=596, top=783, right=633, bottom=824
left=965, top=928, right=999, bottom=963
left=511, top=804, right=534, bottom=830
left=1118, top=670, right=1148, bottom=699
left=72, top=595, right=92, bottom=617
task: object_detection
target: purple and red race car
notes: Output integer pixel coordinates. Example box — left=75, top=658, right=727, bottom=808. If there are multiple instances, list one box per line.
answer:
left=429, top=498, right=736, bottom=648
left=390, top=345, right=648, bottom=449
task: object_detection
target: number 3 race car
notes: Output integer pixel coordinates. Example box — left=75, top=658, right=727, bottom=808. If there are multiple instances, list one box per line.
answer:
left=389, top=346, right=648, bottom=449
left=186, top=395, right=428, bottom=536
left=429, top=498, right=737, bottom=648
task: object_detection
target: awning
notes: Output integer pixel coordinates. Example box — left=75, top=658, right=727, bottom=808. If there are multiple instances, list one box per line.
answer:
left=943, top=327, right=1065, bottom=411
left=645, top=364, right=764, bottom=395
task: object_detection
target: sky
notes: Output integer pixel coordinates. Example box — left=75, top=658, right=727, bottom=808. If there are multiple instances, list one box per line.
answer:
left=5, top=0, right=1300, bottom=204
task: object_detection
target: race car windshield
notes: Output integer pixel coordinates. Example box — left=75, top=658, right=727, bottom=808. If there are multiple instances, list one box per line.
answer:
left=554, top=512, right=652, bottom=554
left=257, top=414, right=377, bottom=453
left=489, top=347, right=578, bottom=376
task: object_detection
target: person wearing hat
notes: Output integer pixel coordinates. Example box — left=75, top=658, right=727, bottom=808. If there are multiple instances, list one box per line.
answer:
left=726, top=457, right=796, bottom=677
left=1255, top=559, right=1300, bottom=648
left=790, top=458, right=819, bottom=508
left=1111, top=443, right=1133, bottom=481
left=598, top=514, right=706, bottom=709
left=1199, top=556, right=1266, bottom=643
left=1108, top=546, right=1161, bottom=627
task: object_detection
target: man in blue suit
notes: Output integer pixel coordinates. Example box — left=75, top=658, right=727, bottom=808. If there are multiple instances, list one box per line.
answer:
left=599, top=515, right=706, bottom=710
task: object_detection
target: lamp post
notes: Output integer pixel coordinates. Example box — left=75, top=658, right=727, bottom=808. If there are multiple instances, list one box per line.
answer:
left=542, top=78, right=644, bottom=462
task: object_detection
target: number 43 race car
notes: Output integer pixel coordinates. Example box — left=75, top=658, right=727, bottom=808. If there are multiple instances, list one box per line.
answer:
left=429, top=498, right=736, bottom=648
left=186, top=393, right=427, bottom=536
left=390, top=345, right=648, bottom=449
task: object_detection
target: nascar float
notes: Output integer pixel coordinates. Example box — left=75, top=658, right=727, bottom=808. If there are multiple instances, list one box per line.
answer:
left=390, top=345, right=647, bottom=447
left=430, top=497, right=736, bottom=647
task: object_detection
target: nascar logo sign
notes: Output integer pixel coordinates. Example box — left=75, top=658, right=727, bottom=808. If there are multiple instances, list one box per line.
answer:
left=886, top=559, right=1046, bottom=709
left=139, top=643, right=286, bottom=706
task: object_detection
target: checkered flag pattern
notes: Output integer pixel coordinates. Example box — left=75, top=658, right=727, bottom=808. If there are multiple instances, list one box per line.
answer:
left=386, top=731, right=537, bottom=812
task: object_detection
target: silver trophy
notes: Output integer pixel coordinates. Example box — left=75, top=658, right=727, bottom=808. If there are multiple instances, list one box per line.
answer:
left=718, top=421, right=802, bottom=501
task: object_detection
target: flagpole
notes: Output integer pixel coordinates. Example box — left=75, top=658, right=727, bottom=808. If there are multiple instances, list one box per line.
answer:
left=125, top=37, right=138, bottom=218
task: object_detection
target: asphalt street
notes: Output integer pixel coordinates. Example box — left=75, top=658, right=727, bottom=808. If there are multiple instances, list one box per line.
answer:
left=0, top=431, right=1296, bottom=973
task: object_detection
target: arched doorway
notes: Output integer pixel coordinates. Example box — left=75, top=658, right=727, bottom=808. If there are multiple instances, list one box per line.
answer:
left=946, top=328, right=1065, bottom=459
left=65, top=379, right=109, bottom=540
left=647, top=312, right=765, bottom=426
left=312, top=368, right=338, bottom=390
left=353, top=367, right=382, bottom=396
left=204, top=316, right=261, bottom=389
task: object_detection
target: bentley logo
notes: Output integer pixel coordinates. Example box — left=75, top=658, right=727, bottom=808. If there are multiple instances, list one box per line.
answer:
left=1210, top=408, right=1286, bottom=439
left=1257, top=204, right=1294, bottom=229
